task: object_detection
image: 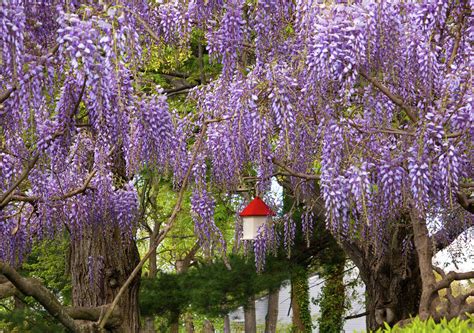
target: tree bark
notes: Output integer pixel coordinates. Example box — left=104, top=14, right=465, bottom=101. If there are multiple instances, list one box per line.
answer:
left=244, top=295, right=257, bottom=333
left=169, top=314, right=179, bottom=333
left=265, top=288, right=279, bottom=333
left=290, top=268, right=312, bottom=333
left=342, top=238, right=421, bottom=331
left=410, top=210, right=436, bottom=320
left=203, top=319, right=215, bottom=333
left=141, top=317, right=156, bottom=333
left=141, top=223, right=159, bottom=333
left=185, top=313, right=195, bottom=333
left=318, top=258, right=345, bottom=333
left=223, top=314, right=231, bottom=333
left=70, top=225, right=141, bottom=332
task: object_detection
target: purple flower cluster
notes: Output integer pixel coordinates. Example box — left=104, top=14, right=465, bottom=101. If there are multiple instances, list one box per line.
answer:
left=206, top=0, right=246, bottom=75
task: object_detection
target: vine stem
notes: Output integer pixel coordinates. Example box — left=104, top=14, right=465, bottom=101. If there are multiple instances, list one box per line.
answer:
left=98, top=121, right=209, bottom=330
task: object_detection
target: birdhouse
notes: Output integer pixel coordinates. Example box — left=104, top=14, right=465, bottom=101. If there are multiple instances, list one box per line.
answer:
left=239, top=196, right=275, bottom=240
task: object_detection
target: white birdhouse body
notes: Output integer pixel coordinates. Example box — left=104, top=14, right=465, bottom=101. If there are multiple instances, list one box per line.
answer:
left=241, top=216, right=268, bottom=240
left=239, top=196, right=275, bottom=240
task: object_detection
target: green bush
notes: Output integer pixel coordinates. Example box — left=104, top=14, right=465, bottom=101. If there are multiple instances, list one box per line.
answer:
left=374, top=315, right=473, bottom=333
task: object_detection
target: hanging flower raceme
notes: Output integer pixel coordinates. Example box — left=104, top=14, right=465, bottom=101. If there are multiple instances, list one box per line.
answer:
left=206, top=0, right=246, bottom=75
left=191, top=187, right=225, bottom=251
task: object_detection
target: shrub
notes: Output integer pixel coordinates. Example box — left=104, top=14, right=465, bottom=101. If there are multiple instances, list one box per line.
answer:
left=374, top=315, right=473, bottom=333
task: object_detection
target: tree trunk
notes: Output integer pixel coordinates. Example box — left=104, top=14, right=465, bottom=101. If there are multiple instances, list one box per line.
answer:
left=149, top=224, right=158, bottom=278
left=141, top=317, right=156, bottom=333
left=141, top=224, right=158, bottom=333
left=203, top=319, right=214, bottom=333
left=265, top=288, right=279, bottom=333
left=223, top=314, right=231, bottom=333
left=169, top=314, right=179, bottom=333
left=290, top=268, right=311, bottom=333
left=70, top=225, right=141, bottom=332
left=318, top=258, right=345, bottom=333
left=185, top=313, right=195, bottom=333
left=244, top=296, right=257, bottom=333
left=410, top=210, right=437, bottom=320
left=342, top=238, right=421, bottom=331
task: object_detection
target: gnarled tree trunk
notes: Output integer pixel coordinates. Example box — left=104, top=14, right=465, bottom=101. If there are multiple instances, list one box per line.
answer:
left=70, top=225, right=141, bottom=332
left=342, top=238, right=421, bottom=331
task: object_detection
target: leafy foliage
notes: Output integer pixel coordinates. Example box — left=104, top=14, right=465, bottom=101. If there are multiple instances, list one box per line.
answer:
left=0, top=307, right=66, bottom=333
left=375, top=315, right=474, bottom=333
left=139, top=254, right=290, bottom=318
left=0, top=237, right=70, bottom=332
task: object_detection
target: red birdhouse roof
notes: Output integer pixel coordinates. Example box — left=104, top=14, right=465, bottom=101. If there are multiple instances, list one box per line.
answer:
left=239, top=197, right=276, bottom=217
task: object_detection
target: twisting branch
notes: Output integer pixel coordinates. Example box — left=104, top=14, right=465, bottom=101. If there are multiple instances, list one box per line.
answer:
left=0, top=281, right=18, bottom=299
left=0, top=44, right=59, bottom=106
left=272, top=158, right=320, bottom=180
left=433, top=270, right=474, bottom=293
left=0, top=87, right=16, bottom=105
left=0, top=76, right=87, bottom=210
left=456, top=191, right=474, bottom=214
left=123, top=8, right=161, bottom=43
left=446, top=5, right=467, bottom=70
left=432, top=212, right=474, bottom=252
left=0, top=274, right=122, bottom=329
left=359, top=70, right=418, bottom=123
left=0, top=153, right=40, bottom=209
left=0, top=261, right=81, bottom=333
left=98, top=120, right=211, bottom=330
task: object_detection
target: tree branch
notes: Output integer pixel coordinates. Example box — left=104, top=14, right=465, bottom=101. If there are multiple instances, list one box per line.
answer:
left=0, top=153, right=40, bottom=210
left=0, top=44, right=59, bottom=106
left=0, top=75, right=87, bottom=211
left=0, top=281, right=18, bottom=299
left=0, top=261, right=81, bottom=333
left=272, top=158, right=320, bottom=180
left=456, top=191, right=474, bottom=214
left=66, top=305, right=122, bottom=329
left=359, top=70, right=418, bottom=123
left=433, top=270, right=474, bottom=293
left=432, top=212, right=474, bottom=252
left=344, top=311, right=368, bottom=320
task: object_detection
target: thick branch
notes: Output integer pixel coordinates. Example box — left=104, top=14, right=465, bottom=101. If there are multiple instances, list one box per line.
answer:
left=456, top=191, right=474, bottom=214
left=433, top=270, right=474, bottom=293
left=0, top=261, right=81, bottom=333
left=0, top=153, right=40, bottom=209
left=432, top=213, right=474, bottom=252
left=0, top=44, right=59, bottom=106
left=179, top=242, right=201, bottom=272
left=272, top=158, right=320, bottom=180
left=0, top=87, right=16, bottom=104
left=66, top=305, right=122, bottom=329
left=359, top=70, right=418, bottom=123
left=0, top=281, right=18, bottom=299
